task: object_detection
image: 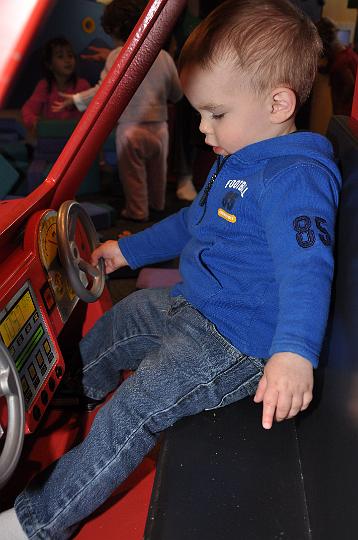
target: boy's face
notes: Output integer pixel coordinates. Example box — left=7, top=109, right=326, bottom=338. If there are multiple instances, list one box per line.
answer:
left=180, top=59, right=276, bottom=156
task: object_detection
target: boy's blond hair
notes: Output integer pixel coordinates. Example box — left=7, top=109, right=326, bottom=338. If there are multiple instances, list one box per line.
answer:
left=179, top=0, right=322, bottom=107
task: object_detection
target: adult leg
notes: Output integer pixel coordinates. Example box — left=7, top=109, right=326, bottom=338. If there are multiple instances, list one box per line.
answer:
left=15, top=294, right=265, bottom=539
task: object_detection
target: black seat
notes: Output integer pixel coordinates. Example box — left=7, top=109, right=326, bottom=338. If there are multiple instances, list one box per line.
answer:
left=145, top=398, right=309, bottom=540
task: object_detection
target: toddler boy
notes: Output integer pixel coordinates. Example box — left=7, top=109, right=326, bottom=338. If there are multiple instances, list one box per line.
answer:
left=1, top=1, right=341, bottom=538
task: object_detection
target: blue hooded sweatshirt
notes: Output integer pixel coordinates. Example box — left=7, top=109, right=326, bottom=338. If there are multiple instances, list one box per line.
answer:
left=119, top=132, right=342, bottom=367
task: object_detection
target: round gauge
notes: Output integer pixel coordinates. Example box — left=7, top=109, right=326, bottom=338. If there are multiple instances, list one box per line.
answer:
left=38, top=210, right=58, bottom=271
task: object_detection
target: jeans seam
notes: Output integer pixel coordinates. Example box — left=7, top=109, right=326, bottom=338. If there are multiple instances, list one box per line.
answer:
left=205, top=319, right=245, bottom=357
left=168, top=296, right=189, bottom=316
left=82, top=333, right=159, bottom=374
left=206, top=371, right=261, bottom=410
left=18, top=494, right=42, bottom=540
left=249, top=357, right=266, bottom=372
left=144, top=354, right=260, bottom=425
left=205, top=320, right=266, bottom=371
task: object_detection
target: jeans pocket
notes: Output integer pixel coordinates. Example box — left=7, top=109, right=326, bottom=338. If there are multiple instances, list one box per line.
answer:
left=211, top=371, right=262, bottom=410
left=168, top=295, right=190, bottom=316
left=203, top=352, right=266, bottom=411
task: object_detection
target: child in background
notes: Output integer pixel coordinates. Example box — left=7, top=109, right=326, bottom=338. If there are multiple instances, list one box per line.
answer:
left=1, top=1, right=342, bottom=539
left=316, top=17, right=358, bottom=116
left=21, top=37, right=90, bottom=138
left=53, top=0, right=182, bottom=222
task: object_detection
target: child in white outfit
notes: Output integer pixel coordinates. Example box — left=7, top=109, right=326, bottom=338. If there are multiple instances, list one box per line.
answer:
left=54, top=0, right=182, bottom=221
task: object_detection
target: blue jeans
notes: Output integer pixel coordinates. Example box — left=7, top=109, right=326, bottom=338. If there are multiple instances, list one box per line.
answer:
left=15, top=288, right=265, bottom=539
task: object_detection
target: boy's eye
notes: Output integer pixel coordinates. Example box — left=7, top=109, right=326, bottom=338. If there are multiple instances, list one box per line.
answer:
left=211, top=113, right=225, bottom=120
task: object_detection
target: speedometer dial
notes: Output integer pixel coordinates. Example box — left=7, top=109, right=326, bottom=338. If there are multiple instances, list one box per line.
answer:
left=38, top=211, right=58, bottom=271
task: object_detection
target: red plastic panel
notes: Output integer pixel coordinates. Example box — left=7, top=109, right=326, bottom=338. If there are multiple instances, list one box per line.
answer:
left=0, top=0, right=55, bottom=107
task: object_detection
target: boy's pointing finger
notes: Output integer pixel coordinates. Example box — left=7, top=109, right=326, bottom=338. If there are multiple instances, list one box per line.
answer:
left=261, top=388, right=279, bottom=430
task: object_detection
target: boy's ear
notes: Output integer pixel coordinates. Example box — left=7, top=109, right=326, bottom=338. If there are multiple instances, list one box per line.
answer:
left=269, top=87, right=296, bottom=124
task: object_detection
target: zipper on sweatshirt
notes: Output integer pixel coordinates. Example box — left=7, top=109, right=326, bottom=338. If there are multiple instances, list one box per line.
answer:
left=197, top=155, right=230, bottom=224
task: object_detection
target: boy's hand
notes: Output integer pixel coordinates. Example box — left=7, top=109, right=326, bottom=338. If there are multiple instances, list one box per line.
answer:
left=253, top=352, right=313, bottom=430
left=91, top=240, right=129, bottom=274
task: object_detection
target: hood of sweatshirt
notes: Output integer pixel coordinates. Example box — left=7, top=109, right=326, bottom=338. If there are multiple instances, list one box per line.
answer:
left=228, top=131, right=341, bottom=186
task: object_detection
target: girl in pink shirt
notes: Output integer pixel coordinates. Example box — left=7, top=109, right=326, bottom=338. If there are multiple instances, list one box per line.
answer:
left=21, top=37, right=90, bottom=132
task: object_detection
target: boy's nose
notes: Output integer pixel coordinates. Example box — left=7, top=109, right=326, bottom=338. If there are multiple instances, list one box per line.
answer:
left=199, top=117, right=211, bottom=135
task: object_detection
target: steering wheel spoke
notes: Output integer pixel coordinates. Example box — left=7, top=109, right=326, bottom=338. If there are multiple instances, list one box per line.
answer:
left=0, top=341, right=25, bottom=488
left=0, top=365, right=13, bottom=397
left=57, top=201, right=105, bottom=303
left=78, top=257, right=101, bottom=278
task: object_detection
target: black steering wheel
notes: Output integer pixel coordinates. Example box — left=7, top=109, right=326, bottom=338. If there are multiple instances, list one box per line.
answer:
left=0, top=340, right=25, bottom=489
left=57, top=200, right=105, bottom=303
